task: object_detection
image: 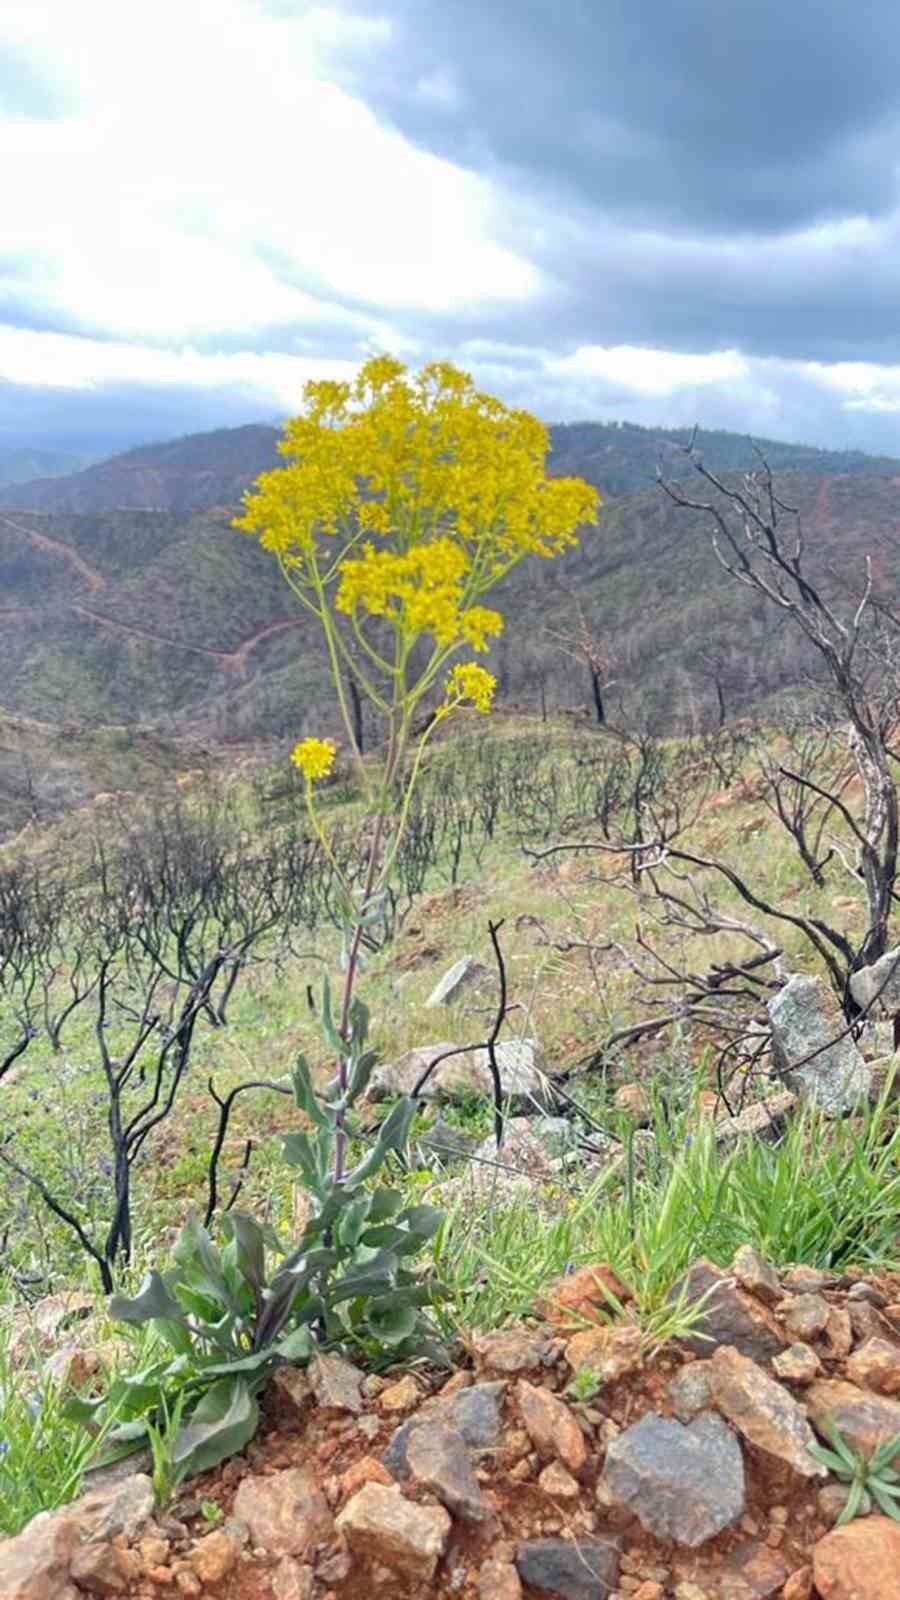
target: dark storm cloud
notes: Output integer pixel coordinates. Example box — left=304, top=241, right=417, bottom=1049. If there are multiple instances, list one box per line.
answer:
left=333, top=0, right=900, bottom=232
left=317, top=0, right=900, bottom=369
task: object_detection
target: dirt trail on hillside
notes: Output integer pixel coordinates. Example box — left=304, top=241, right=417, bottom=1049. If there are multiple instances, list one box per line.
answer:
left=71, top=605, right=234, bottom=662
left=68, top=607, right=302, bottom=674
left=0, top=512, right=107, bottom=594
left=225, top=617, right=303, bottom=671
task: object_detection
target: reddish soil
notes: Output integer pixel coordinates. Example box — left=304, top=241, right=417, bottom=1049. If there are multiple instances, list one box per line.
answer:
left=174, top=1362, right=825, bottom=1600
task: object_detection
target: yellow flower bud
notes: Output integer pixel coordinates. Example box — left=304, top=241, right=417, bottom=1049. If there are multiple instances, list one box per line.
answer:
left=291, top=737, right=337, bottom=781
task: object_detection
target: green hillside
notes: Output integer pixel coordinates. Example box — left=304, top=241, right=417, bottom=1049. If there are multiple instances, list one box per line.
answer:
left=0, top=467, right=897, bottom=743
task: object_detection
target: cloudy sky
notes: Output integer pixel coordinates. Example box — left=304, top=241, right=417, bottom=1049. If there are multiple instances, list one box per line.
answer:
left=4, top=0, right=900, bottom=455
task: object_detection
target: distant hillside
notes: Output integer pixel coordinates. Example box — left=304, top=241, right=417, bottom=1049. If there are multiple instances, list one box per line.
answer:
left=550, top=421, right=900, bottom=499
left=0, top=445, right=96, bottom=490
left=0, top=469, right=898, bottom=740
left=5, top=419, right=900, bottom=514
left=0, top=425, right=281, bottom=514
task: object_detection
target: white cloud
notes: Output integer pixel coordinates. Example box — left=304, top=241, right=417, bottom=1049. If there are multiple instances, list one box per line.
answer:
left=0, top=324, right=356, bottom=409
left=1, top=0, right=538, bottom=346
left=549, top=344, right=747, bottom=396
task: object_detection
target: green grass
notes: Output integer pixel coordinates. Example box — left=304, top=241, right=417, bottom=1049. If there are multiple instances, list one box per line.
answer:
left=428, top=1086, right=900, bottom=1340
left=0, top=1319, right=117, bottom=1536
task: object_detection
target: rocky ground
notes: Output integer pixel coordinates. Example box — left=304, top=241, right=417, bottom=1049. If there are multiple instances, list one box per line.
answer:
left=6, top=1255, right=900, bottom=1600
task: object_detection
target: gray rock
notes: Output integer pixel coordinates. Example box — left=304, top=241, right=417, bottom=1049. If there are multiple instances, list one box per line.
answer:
left=368, top=1038, right=550, bottom=1110
left=850, top=947, right=900, bottom=1017
left=768, top=974, right=871, bottom=1112
left=531, top=1116, right=579, bottom=1149
left=671, top=1258, right=788, bottom=1362
left=82, top=1450, right=153, bottom=1494
left=772, top=1344, right=823, bottom=1385
left=668, top=1361, right=715, bottom=1422
left=464, top=1039, right=551, bottom=1110
left=426, top=957, right=487, bottom=1007
left=782, top=1265, right=833, bottom=1294
left=69, top=1540, right=130, bottom=1594
left=414, top=1115, right=480, bottom=1165
left=382, top=1418, right=419, bottom=1480
left=782, top=1293, right=830, bottom=1341
left=367, top=1042, right=462, bottom=1101
left=382, top=1382, right=505, bottom=1479
left=436, top=1382, right=506, bottom=1450
left=848, top=1299, right=900, bottom=1346
left=515, top=1536, right=620, bottom=1600
left=70, top=1474, right=156, bottom=1543
left=848, top=1281, right=890, bottom=1307
left=308, top=1352, right=364, bottom=1414
left=604, top=1411, right=745, bottom=1547
left=474, top=1328, right=553, bottom=1375
left=405, top=1420, right=488, bottom=1521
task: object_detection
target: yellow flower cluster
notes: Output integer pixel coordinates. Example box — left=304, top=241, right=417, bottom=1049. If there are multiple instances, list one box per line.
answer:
left=234, top=356, right=599, bottom=597
left=335, top=537, right=502, bottom=652
left=291, top=737, right=336, bottom=782
left=443, top=661, right=496, bottom=713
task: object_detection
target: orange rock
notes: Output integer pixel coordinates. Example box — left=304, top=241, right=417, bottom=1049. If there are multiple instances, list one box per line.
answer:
left=538, top=1263, right=633, bottom=1327
left=515, top=1380, right=587, bottom=1474
left=564, top=1323, right=643, bottom=1383
left=782, top=1566, right=813, bottom=1600
left=440, top=1371, right=474, bottom=1397
left=813, top=1516, right=900, bottom=1599
left=340, top=1456, right=394, bottom=1496
left=847, top=1336, right=900, bottom=1396
left=378, top=1374, right=422, bottom=1413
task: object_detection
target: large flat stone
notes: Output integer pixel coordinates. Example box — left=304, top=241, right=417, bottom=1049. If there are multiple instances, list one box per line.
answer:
left=603, top=1411, right=745, bottom=1547
left=709, top=1346, right=826, bottom=1481
left=849, top=947, right=900, bottom=1017
left=368, top=1038, right=550, bottom=1110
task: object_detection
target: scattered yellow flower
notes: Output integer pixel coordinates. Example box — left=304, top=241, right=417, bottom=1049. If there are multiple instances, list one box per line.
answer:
left=291, top=737, right=337, bottom=781
left=444, top=662, right=496, bottom=713
left=335, top=538, right=503, bottom=652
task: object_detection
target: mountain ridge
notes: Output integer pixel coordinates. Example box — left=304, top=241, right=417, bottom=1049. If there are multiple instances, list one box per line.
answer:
left=4, top=418, right=900, bottom=515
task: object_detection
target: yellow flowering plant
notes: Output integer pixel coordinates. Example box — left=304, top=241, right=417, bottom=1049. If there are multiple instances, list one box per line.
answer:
left=73, top=360, right=597, bottom=1470
left=236, top=355, right=598, bottom=1189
